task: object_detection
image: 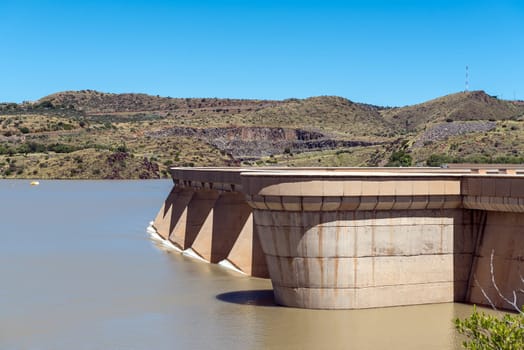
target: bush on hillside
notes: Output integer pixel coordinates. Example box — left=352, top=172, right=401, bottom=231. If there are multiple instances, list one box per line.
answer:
left=386, top=150, right=412, bottom=167
left=426, top=154, right=454, bottom=166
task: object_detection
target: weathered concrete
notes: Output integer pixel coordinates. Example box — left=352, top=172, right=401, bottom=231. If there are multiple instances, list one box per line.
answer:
left=153, top=186, right=194, bottom=242
left=461, top=175, right=524, bottom=310
left=255, top=209, right=472, bottom=308
left=151, top=166, right=524, bottom=309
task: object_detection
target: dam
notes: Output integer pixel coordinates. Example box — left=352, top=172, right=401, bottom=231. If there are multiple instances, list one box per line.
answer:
left=150, top=166, right=524, bottom=309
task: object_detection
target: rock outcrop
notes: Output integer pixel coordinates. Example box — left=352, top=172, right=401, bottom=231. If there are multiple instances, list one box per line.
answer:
left=147, top=126, right=377, bottom=159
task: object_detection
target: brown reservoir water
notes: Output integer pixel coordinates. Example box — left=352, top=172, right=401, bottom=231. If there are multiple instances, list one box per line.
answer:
left=0, top=180, right=478, bottom=349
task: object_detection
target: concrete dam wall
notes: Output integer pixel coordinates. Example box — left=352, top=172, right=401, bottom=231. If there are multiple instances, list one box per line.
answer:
left=151, top=167, right=524, bottom=309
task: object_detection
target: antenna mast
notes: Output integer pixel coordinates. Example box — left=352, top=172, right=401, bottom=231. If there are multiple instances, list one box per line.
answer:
left=465, top=65, right=469, bottom=92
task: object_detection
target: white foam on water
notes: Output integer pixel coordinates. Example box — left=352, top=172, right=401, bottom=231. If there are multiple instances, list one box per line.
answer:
left=146, top=222, right=183, bottom=252
left=146, top=225, right=164, bottom=242
left=146, top=221, right=156, bottom=232
left=218, top=259, right=246, bottom=275
left=147, top=227, right=161, bottom=238
left=161, top=239, right=182, bottom=252
left=182, top=248, right=208, bottom=263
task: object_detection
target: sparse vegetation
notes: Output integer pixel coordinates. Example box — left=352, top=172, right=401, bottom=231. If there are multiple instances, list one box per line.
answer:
left=0, top=89, right=523, bottom=178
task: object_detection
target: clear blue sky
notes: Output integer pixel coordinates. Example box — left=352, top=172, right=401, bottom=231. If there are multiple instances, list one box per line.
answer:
left=0, top=0, right=522, bottom=106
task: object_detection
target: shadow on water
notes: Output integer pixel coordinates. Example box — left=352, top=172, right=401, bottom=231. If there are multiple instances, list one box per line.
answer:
left=216, top=289, right=277, bottom=307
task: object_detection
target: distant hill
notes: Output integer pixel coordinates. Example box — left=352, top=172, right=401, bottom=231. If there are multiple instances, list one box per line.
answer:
left=235, top=96, right=396, bottom=139
left=1, top=89, right=523, bottom=179
left=38, top=91, right=394, bottom=139
left=381, top=91, right=523, bottom=131
left=39, top=90, right=280, bottom=115
left=39, top=89, right=523, bottom=135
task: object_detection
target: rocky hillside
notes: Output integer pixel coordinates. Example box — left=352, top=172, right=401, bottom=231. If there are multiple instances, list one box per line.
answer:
left=0, top=89, right=523, bottom=179
left=146, top=126, right=379, bottom=160
left=39, top=90, right=279, bottom=114
left=381, top=91, right=523, bottom=131
left=36, top=91, right=396, bottom=139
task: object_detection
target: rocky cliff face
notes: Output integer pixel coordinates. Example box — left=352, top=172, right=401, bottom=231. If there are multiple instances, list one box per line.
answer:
left=147, top=126, right=377, bottom=159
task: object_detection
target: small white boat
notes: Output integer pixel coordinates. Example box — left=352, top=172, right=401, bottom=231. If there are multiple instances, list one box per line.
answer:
left=30, top=181, right=40, bottom=186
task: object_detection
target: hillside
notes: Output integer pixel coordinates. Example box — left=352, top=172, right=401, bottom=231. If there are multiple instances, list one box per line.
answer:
left=38, top=91, right=395, bottom=138
left=234, top=96, right=396, bottom=139
left=381, top=91, right=523, bottom=131
left=1, top=90, right=523, bottom=179
left=40, top=90, right=279, bottom=115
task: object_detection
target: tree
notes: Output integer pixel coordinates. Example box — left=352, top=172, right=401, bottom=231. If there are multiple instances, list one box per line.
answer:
left=455, top=306, right=524, bottom=349
left=426, top=153, right=452, bottom=167
left=386, top=150, right=412, bottom=167
left=455, top=250, right=524, bottom=349
left=38, top=100, right=54, bottom=109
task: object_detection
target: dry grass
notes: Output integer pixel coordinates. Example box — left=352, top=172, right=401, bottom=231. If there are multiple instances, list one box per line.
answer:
left=381, top=91, right=524, bottom=131
left=1, top=90, right=523, bottom=179
left=248, top=146, right=383, bottom=167
left=409, top=120, right=524, bottom=165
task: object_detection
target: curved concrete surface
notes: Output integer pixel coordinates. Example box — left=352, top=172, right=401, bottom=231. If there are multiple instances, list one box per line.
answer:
left=152, top=166, right=524, bottom=309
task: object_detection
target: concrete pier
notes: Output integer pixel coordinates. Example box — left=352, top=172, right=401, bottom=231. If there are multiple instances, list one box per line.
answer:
left=152, top=166, right=524, bottom=309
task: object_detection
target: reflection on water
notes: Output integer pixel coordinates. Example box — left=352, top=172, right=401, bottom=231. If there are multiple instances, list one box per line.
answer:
left=0, top=180, right=476, bottom=349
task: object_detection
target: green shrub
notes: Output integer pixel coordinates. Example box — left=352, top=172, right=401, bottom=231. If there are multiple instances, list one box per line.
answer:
left=386, top=150, right=412, bottom=167
left=47, top=143, right=77, bottom=153
left=116, top=143, right=128, bottom=153
left=455, top=306, right=524, bottom=349
left=17, top=142, right=46, bottom=154
left=426, top=153, right=524, bottom=166
left=427, top=154, right=453, bottom=167
left=37, top=101, right=54, bottom=109
left=0, top=144, right=12, bottom=155
left=493, top=156, right=524, bottom=164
